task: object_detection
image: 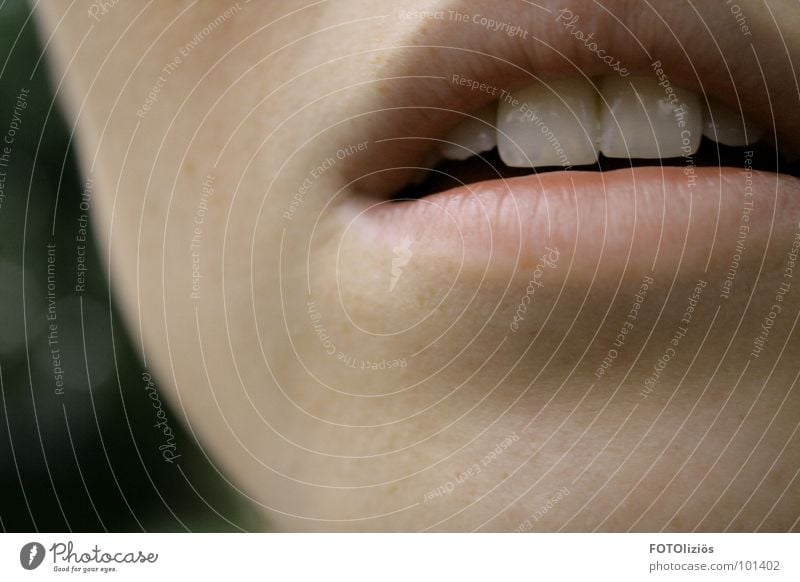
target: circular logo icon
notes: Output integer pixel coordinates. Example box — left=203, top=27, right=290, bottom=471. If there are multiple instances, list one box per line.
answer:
left=19, top=542, right=45, bottom=570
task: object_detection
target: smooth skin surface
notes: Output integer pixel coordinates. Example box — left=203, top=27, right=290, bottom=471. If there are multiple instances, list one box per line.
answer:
left=35, top=0, right=800, bottom=531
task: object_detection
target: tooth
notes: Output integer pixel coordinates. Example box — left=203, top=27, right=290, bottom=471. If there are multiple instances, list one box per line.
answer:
left=439, top=104, right=497, bottom=161
left=702, top=98, right=763, bottom=147
left=598, top=76, right=702, bottom=159
left=497, top=78, right=598, bottom=167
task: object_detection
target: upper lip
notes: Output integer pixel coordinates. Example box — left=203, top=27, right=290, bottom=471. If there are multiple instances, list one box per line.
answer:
left=340, top=0, right=798, bottom=197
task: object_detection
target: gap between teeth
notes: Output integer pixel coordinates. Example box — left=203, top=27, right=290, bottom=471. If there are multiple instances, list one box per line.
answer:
left=437, top=76, right=764, bottom=169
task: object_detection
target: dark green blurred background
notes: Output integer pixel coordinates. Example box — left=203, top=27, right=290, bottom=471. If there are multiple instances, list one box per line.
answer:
left=0, top=0, right=260, bottom=532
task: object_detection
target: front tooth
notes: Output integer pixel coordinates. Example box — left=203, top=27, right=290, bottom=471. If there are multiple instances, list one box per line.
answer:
left=439, top=103, right=497, bottom=161
left=702, top=97, right=763, bottom=147
left=497, top=78, right=598, bottom=168
left=599, top=76, right=702, bottom=159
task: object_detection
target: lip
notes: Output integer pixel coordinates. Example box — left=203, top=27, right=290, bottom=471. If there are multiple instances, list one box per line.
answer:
left=352, top=167, right=800, bottom=277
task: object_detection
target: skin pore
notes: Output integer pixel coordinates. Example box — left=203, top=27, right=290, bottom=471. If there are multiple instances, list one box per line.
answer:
left=35, top=0, right=800, bottom=531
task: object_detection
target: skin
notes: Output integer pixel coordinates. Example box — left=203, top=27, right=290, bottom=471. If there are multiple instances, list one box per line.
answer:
left=35, top=0, right=800, bottom=531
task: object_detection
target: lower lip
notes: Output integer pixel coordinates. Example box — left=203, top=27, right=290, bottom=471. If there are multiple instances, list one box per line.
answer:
left=357, top=167, right=800, bottom=276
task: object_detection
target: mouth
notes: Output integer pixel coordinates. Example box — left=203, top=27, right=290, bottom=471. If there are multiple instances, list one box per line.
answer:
left=393, top=75, right=796, bottom=201
left=334, top=1, right=800, bottom=270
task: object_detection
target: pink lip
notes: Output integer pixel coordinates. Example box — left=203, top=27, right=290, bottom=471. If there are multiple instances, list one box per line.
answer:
left=358, top=167, right=800, bottom=278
